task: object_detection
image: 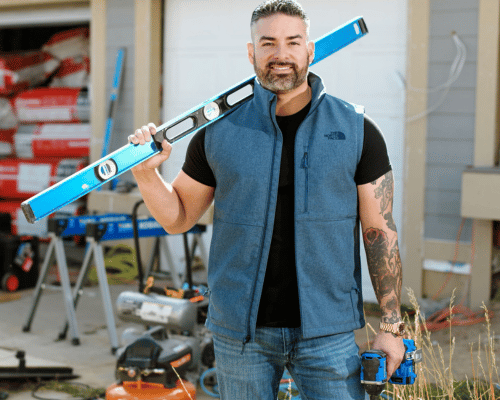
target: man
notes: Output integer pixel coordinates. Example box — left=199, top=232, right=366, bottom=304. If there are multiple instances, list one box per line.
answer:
left=129, top=1, right=405, bottom=399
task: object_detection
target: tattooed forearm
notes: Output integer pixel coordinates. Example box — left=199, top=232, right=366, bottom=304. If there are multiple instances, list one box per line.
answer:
left=363, top=227, right=402, bottom=319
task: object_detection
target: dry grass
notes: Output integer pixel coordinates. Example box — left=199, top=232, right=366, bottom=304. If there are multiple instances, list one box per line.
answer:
left=366, top=289, right=500, bottom=400
left=16, top=287, right=497, bottom=400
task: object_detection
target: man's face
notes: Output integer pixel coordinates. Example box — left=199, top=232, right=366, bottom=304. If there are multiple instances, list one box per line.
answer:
left=247, top=13, right=315, bottom=94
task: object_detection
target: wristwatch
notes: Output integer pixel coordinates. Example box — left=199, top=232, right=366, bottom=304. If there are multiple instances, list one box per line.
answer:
left=379, top=321, right=406, bottom=337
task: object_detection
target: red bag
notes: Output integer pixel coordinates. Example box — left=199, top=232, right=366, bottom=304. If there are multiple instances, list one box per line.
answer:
left=49, top=56, right=90, bottom=88
left=42, top=27, right=90, bottom=60
left=0, top=157, right=87, bottom=199
left=43, top=27, right=90, bottom=88
left=0, top=97, right=18, bottom=129
left=15, top=123, right=90, bottom=158
left=0, top=51, right=60, bottom=95
left=14, top=87, right=89, bottom=124
left=0, top=128, right=16, bottom=157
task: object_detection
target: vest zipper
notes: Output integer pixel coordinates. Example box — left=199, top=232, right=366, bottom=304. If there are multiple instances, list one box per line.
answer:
left=300, top=151, right=309, bottom=212
left=246, top=101, right=279, bottom=342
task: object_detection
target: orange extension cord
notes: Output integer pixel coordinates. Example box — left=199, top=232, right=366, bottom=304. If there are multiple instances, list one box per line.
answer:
left=421, top=218, right=494, bottom=332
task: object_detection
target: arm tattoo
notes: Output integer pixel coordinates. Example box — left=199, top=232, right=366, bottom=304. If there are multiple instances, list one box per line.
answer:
left=364, top=171, right=402, bottom=320
left=384, top=212, right=397, bottom=232
left=371, top=171, right=397, bottom=233
left=363, top=227, right=402, bottom=320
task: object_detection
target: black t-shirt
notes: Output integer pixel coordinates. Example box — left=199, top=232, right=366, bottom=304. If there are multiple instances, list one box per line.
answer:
left=182, top=103, right=392, bottom=327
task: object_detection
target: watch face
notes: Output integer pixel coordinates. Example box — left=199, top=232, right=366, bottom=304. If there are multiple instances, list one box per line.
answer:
left=397, top=322, right=406, bottom=335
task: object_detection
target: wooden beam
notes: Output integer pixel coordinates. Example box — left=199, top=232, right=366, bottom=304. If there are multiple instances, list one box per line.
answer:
left=0, top=0, right=88, bottom=9
left=474, top=0, right=500, bottom=166
left=401, top=0, right=430, bottom=304
left=134, top=0, right=162, bottom=128
left=467, top=0, right=500, bottom=309
left=462, top=168, right=500, bottom=220
left=89, top=0, right=106, bottom=164
left=424, top=239, right=472, bottom=265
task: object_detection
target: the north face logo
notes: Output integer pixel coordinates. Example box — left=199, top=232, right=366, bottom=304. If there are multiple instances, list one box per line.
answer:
left=324, top=131, right=345, bottom=140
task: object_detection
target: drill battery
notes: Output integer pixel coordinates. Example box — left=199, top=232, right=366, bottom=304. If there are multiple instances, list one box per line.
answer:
left=360, top=338, right=422, bottom=398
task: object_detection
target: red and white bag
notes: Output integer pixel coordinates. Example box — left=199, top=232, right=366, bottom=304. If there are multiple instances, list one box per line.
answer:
left=15, top=123, right=90, bottom=158
left=0, top=157, right=87, bottom=199
left=0, top=97, right=18, bottom=130
left=43, top=28, right=90, bottom=88
left=42, top=27, right=90, bottom=61
left=0, top=128, right=16, bottom=157
left=14, top=87, right=90, bottom=124
left=0, top=51, right=60, bottom=96
left=49, top=56, right=90, bottom=88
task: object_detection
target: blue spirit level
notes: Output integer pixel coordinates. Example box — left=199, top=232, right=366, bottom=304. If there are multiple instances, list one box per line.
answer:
left=21, top=16, right=368, bottom=224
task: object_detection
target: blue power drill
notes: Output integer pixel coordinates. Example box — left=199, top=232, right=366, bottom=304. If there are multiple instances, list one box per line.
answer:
left=360, top=338, right=422, bottom=399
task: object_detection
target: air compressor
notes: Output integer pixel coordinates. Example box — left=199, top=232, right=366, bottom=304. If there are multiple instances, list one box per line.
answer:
left=106, top=288, right=216, bottom=400
left=106, top=326, right=197, bottom=400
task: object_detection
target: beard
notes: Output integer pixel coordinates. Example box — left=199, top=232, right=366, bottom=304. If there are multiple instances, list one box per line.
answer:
left=253, top=53, right=309, bottom=94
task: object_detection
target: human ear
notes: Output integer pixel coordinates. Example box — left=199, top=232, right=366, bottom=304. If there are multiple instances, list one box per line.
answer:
left=247, top=42, right=255, bottom=65
left=308, top=41, right=315, bottom=64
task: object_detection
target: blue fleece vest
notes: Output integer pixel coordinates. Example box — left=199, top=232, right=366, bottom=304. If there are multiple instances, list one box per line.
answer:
left=204, top=73, right=365, bottom=342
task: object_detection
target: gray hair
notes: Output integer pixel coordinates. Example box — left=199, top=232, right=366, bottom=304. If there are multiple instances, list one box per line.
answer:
left=251, top=0, right=310, bottom=32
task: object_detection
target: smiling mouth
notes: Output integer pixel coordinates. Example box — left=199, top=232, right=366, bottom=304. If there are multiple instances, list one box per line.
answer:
left=269, top=66, right=295, bottom=75
left=268, top=63, right=295, bottom=71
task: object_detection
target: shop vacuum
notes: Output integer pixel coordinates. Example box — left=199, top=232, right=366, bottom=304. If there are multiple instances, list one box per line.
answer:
left=0, top=213, right=39, bottom=292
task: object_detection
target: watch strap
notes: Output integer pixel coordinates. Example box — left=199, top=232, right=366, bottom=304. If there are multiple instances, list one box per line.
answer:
left=379, top=321, right=406, bottom=337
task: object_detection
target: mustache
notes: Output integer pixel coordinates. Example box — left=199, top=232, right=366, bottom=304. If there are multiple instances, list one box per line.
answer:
left=266, top=61, right=297, bottom=69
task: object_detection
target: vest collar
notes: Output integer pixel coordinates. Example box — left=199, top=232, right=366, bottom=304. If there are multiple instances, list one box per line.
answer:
left=252, top=71, right=326, bottom=117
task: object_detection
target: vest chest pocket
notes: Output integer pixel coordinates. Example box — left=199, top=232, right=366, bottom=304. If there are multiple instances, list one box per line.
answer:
left=298, top=138, right=357, bottom=218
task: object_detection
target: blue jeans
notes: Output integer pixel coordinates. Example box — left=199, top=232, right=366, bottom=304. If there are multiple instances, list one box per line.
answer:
left=213, top=327, right=367, bottom=400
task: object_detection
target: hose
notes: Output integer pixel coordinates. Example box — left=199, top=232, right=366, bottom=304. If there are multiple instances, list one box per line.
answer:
left=200, top=367, right=219, bottom=398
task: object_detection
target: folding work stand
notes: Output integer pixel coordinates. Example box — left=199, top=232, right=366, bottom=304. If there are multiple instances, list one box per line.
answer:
left=23, top=213, right=206, bottom=354
left=22, top=214, right=131, bottom=349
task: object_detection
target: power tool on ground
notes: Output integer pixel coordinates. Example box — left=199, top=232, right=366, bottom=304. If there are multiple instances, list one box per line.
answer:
left=360, top=338, right=422, bottom=399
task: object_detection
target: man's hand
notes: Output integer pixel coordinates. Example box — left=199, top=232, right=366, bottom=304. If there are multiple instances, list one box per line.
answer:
left=129, top=123, right=172, bottom=174
left=370, top=330, right=405, bottom=378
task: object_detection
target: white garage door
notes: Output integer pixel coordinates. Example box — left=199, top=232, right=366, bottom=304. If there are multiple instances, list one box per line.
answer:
left=162, top=0, right=407, bottom=303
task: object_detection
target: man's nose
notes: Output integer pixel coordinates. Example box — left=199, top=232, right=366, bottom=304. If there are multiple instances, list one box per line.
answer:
left=272, top=44, right=289, bottom=61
